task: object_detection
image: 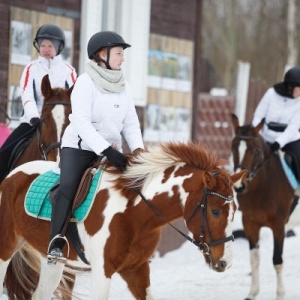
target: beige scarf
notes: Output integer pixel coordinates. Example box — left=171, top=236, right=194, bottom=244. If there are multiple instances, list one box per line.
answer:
left=85, top=60, right=125, bottom=93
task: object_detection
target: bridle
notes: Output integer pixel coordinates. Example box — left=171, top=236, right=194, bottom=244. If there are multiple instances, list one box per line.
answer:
left=138, top=186, right=234, bottom=261
left=38, top=101, right=71, bottom=160
left=234, top=134, right=267, bottom=181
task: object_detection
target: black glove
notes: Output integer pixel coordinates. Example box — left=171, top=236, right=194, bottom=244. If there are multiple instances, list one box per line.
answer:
left=270, top=142, right=280, bottom=152
left=102, top=146, right=128, bottom=170
left=30, top=117, right=41, bottom=128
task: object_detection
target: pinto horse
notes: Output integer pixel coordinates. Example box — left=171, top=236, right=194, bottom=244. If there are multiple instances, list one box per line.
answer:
left=0, top=142, right=245, bottom=300
left=231, top=114, right=298, bottom=300
left=11, top=74, right=72, bottom=167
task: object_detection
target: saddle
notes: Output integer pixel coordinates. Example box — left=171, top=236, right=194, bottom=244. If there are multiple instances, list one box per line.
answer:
left=50, top=160, right=101, bottom=217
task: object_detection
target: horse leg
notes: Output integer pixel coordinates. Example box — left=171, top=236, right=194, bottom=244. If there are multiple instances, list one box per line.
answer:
left=243, top=222, right=260, bottom=300
left=0, top=259, right=10, bottom=296
left=90, top=260, right=111, bottom=300
left=32, top=258, right=64, bottom=300
left=272, top=226, right=285, bottom=300
left=119, top=262, right=154, bottom=300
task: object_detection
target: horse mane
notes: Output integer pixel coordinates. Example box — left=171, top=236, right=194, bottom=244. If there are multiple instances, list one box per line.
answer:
left=111, top=142, right=227, bottom=196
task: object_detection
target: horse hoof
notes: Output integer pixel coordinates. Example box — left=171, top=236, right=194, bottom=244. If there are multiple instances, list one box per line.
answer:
left=286, top=229, right=296, bottom=237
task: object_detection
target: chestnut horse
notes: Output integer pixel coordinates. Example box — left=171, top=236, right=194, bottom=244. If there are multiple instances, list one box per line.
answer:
left=3, top=74, right=73, bottom=299
left=0, top=142, right=245, bottom=300
left=11, top=74, right=72, bottom=167
left=231, top=114, right=299, bottom=300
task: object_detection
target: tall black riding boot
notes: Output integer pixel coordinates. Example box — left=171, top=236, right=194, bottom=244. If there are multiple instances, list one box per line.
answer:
left=47, top=191, right=72, bottom=263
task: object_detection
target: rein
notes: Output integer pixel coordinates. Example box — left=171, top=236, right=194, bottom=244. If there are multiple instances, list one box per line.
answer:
left=137, top=187, right=234, bottom=258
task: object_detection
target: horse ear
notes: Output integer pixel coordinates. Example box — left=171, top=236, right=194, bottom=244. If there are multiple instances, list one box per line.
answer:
left=203, top=171, right=217, bottom=190
left=68, top=83, right=74, bottom=96
left=231, top=169, right=247, bottom=183
left=41, top=75, right=53, bottom=98
left=254, top=118, right=265, bottom=135
left=231, top=114, right=239, bottom=134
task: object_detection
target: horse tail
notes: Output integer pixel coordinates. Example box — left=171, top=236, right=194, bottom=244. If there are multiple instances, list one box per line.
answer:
left=5, top=243, right=78, bottom=300
left=5, top=243, right=40, bottom=300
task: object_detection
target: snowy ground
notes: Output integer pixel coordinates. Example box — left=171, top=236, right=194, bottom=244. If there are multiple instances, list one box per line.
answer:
left=1, top=210, right=299, bottom=300
left=74, top=209, right=300, bottom=300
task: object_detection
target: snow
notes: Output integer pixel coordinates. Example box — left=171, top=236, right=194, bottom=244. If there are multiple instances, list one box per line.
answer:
left=72, top=210, right=300, bottom=300
left=1, top=211, right=299, bottom=300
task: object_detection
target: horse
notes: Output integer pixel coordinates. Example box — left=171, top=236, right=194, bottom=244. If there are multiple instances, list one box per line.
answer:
left=231, top=113, right=298, bottom=300
left=10, top=74, right=72, bottom=167
left=0, top=142, right=246, bottom=300
left=3, top=74, right=73, bottom=300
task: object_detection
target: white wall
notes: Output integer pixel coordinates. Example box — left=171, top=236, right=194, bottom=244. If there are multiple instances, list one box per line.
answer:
left=80, top=0, right=151, bottom=107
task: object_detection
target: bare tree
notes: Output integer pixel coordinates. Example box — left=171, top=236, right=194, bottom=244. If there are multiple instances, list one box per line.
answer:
left=202, top=0, right=293, bottom=93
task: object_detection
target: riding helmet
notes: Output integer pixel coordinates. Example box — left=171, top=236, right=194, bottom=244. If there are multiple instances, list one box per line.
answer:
left=33, top=24, right=65, bottom=55
left=284, top=66, right=300, bottom=86
left=87, top=31, right=131, bottom=59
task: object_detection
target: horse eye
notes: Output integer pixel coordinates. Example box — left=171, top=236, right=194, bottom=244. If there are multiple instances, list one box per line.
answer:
left=211, top=209, right=221, bottom=217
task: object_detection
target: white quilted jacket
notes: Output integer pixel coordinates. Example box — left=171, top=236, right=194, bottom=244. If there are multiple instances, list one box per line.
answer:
left=252, top=87, right=300, bottom=147
left=61, top=73, right=144, bottom=154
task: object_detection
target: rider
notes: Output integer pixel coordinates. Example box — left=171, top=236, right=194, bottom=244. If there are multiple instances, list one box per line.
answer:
left=0, top=24, right=77, bottom=184
left=47, top=31, right=145, bottom=262
left=252, top=66, right=300, bottom=181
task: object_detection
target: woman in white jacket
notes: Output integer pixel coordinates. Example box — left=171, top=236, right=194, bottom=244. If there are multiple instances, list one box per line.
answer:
left=47, top=31, right=145, bottom=262
left=252, top=66, right=300, bottom=180
left=0, top=24, right=77, bottom=183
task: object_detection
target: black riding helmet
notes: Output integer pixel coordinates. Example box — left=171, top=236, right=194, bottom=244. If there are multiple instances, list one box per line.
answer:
left=284, top=67, right=300, bottom=86
left=274, top=66, right=300, bottom=98
left=33, top=24, right=65, bottom=55
left=87, top=31, right=131, bottom=69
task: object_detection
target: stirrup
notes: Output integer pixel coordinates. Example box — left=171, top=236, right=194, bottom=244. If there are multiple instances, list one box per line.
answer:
left=47, top=234, right=70, bottom=265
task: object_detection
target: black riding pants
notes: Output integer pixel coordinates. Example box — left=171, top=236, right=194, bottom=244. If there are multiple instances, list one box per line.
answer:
left=282, top=139, right=300, bottom=181
left=49, top=148, right=99, bottom=248
left=57, top=147, right=99, bottom=208
left=0, top=122, right=35, bottom=183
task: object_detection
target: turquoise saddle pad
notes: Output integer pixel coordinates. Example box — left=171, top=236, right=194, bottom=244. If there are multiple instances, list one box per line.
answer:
left=280, top=155, right=300, bottom=190
left=25, top=168, right=103, bottom=222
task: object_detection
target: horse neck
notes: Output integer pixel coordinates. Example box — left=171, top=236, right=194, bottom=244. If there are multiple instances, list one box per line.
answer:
left=136, top=174, right=188, bottom=228
left=248, top=154, right=290, bottom=191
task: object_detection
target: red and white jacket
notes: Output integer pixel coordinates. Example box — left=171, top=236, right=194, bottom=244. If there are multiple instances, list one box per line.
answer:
left=20, top=55, right=76, bottom=123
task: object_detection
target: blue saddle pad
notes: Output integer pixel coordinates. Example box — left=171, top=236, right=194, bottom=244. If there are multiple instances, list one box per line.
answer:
left=25, top=168, right=103, bottom=222
left=280, top=154, right=300, bottom=190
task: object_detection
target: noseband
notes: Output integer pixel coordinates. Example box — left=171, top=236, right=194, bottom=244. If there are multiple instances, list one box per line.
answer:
left=38, top=101, right=71, bottom=160
left=138, top=185, right=234, bottom=260
left=186, top=188, right=234, bottom=258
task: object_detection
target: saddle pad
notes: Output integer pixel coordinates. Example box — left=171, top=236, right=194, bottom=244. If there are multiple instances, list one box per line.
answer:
left=280, top=154, right=300, bottom=190
left=25, top=168, right=103, bottom=222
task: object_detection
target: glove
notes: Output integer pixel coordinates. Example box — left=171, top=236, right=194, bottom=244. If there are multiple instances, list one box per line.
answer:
left=102, top=146, right=128, bottom=170
left=270, top=142, right=280, bottom=152
left=30, top=117, right=41, bottom=128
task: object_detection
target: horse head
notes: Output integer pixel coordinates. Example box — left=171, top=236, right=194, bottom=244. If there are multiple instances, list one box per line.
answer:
left=231, top=113, right=269, bottom=193
left=182, top=161, right=245, bottom=272
left=38, top=75, right=73, bottom=161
